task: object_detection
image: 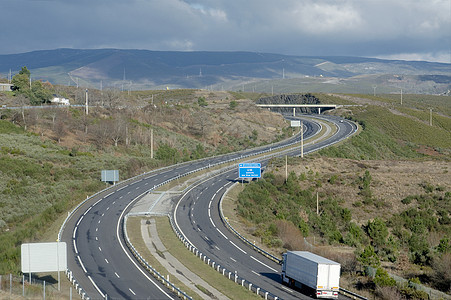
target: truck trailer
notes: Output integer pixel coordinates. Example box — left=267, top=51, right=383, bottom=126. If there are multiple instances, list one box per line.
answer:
left=281, top=251, right=340, bottom=299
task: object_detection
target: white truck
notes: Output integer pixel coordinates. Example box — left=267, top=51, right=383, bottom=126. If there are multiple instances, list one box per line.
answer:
left=281, top=251, right=340, bottom=299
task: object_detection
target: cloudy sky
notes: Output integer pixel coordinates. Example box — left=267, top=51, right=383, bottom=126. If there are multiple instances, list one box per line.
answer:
left=1, top=0, right=450, bottom=63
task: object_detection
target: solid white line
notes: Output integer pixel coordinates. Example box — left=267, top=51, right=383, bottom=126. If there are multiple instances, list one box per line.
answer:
left=251, top=270, right=261, bottom=277
left=73, top=240, right=78, bottom=254
left=78, top=256, right=87, bottom=273
left=250, top=256, right=277, bottom=272
left=216, top=228, right=228, bottom=240
left=88, top=275, right=105, bottom=298
left=115, top=272, right=120, bottom=278
left=208, top=200, right=212, bottom=208
left=117, top=191, right=174, bottom=300
left=230, top=241, right=247, bottom=254
left=73, top=227, right=77, bottom=239
left=76, top=215, right=84, bottom=227
left=129, top=288, right=136, bottom=296
left=208, top=208, right=211, bottom=217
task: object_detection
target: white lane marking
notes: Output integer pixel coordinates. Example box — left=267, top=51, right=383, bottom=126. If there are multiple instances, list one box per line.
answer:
left=116, top=186, right=126, bottom=191
left=73, top=226, right=78, bottom=239
left=208, top=200, right=212, bottom=209
left=105, top=258, right=109, bottom=264
left=251, top=270, right=261, bottom=277
left=209, top=216, right=216, bottom=228
left=93, top=199, right=102, bottom=206
left=98, top=220, right=101, bottom=224
left=115, top=272, right=120, bottom=278
left=76, top=216, right=84, bottom=227
left=95, top=236, right=98, bottom=241
left=230, top=257, right=236, bottom=262
left=106, top=207, right=109, bottom=211
left=127, top=192, right=131, bottom=195
left=129, top=288, right=136, bottom=296
left=193, top=220, right=196, bottom=224
left=216, top=228, right=228, bottom=240
left=104, top=192, right=114, bottom=199
left=145, top=182, right=149, bottom=185
left=96, top=228, right=98, bottom=232
left=208, top=208, right=211, bottom=217
left=101, top=213, right=104, bottom=217
left=205, top=236, right=209, bottom=241
left=117, top=192, right=174, bottom=299
left=83, top=206, right=92, bottom=216
left=230, top=241, right=247, bottom=254
left=250, top=255, right=278, bottom=272
left=98, top=247, right=102, bottom=252
left=215, top=246, right=220, bottom=251
left=136, top=186, right=140, bottom=190
left=73, top=240, right=78, bottom=254
left=280, top=285, right=294, bottom=293
left=78, top=256, right=87, bottom=273
left=88, top=275, right=105, bottom=298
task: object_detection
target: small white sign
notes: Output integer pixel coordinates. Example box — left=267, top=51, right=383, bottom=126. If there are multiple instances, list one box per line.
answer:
left=291, top=120, right=301, bottom=127
left=21, top=242, right=67, bottom=273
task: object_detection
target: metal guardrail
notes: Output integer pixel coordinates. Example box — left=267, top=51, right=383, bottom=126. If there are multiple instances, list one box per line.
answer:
left=123, top=214, right=193, bottom=300
left=57, top=116, right=351, bottom=299
left=66, top=269, right=90, bottom=300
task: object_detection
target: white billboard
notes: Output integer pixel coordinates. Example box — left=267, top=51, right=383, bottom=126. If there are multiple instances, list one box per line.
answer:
left=290, top=120, right=301, bottom=127
left=21, top=242, right=67, bottom=273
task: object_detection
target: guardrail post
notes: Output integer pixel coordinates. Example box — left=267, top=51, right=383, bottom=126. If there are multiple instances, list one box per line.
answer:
left=242, top=279, right=245, bottom=286
left=249, top=283, right=252, bottom=291
left=256, top=287, right=260, bottom=295
left=212, top=262, right=215, bottom=268
left=265, top=291, right=268, bottom=299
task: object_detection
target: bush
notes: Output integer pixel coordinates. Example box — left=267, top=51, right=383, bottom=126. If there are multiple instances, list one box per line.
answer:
left=374, top=268, right=396, bottom=287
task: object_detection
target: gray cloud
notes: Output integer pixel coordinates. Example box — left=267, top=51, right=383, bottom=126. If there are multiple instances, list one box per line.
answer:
left=1, top=0, right=450, bottom=62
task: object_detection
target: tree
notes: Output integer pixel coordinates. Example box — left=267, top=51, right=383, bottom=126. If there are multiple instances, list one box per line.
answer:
left=197, top=96, right=208, bottom=107
left=229, top=100, right=238, bottom=110
left=358, top=245, right=380, bottom=268
left=366, top=217, right=388, bottom=248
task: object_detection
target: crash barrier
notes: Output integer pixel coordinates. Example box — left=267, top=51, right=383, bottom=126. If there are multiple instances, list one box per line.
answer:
left=58, top=116, right=356, bottom=299
left=66, top=269, right=90, bottom=300
left=168, top=213, right=281, bottom=300
left=123, top=214, right=193, bottom=300
left=220, top=183, right=368, bottom=300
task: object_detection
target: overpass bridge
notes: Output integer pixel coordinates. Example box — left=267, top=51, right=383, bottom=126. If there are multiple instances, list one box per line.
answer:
left=256, top=104, right=341, bottom=116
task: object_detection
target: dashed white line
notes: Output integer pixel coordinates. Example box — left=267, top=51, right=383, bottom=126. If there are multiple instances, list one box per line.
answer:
left=129, top=288, right=136, bottom=296
left=76, top=216, right=84, bottom=227
left=105, top=258, right=109, bottom=264
left=251, top=270, right=261, bottom=277
left=101, top=213, right=104, bottom=217
left=106, top=207, right=109, bottom=210
left=115, top=272, right=120, bottom=278
left=98, top=220, right=101, bottom=224
left=230, top=241, right=247, bottom=254
left=215, top=246, right=220, bottom=251
left=83, top=206, right=92, bottom=216
left=250, top=255, right=277, bottom=272
left=230, top=257, right=236, bottom=262
left=96, top=228, right=98, bottom=232
left=95, top=236, right=98, bottom=241
left=98, top=247, right=102, bottom=252
left=216, top=228, right=228, bottom=240
left=104, top=192, right=114, bottom=199
left=209, top=216, right=216, bottom=228
left=73, top=227, right=78, bottom=239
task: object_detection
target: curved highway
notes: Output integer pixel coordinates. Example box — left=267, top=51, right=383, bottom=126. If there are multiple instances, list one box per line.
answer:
left=61, top=115, right=356, bottom=299
left=174, top=116, right=356, bottom=300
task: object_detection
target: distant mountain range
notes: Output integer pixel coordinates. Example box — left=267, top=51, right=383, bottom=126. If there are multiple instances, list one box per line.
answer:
left=0, top=49, right=449, bottom=94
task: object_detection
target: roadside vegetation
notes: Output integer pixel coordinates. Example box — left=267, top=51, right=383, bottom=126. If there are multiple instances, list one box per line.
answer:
left=0, top=71, right=291, bottom=275
left=233, top=93, right=450, bottom=299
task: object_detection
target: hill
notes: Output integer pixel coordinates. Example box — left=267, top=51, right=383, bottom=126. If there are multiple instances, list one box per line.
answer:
left=0, top=49, right=449, bottom=94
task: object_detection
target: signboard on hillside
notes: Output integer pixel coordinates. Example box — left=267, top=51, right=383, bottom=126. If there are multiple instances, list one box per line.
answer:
left=101, top=170, right=119, bottom=183
left=21, top=242, right=67, bottom=273
left=239, top=163, right=261, bottom=178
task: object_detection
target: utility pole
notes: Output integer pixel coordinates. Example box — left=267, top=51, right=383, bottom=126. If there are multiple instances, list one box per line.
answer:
left=285, top=155, right=288, bottom=182
left=85, top=89, right=89, bottom=115
left=301, top=121, right=304, bottom=158
left=372, top=85, right=377, bottom=96
left=400, top=88, right=403, bottom=105
left=316, top=192, right=319, bottom=215
left=150, top=128, right=154, bottom=159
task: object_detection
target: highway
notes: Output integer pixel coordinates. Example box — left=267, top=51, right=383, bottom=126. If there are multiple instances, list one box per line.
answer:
left=60, top=115, right=357, bottom=299
left=174, top=116, right=357, bottom=300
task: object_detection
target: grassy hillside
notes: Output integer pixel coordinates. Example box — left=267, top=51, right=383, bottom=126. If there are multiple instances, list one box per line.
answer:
left=0, top=88, right=292, bottom=274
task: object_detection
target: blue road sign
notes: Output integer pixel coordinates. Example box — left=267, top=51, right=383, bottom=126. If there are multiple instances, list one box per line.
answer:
left=239, top=163, right=261, bottom=178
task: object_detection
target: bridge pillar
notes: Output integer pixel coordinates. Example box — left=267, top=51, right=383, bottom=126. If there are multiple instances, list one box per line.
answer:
left=293, top=107, right=296, bottom=117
